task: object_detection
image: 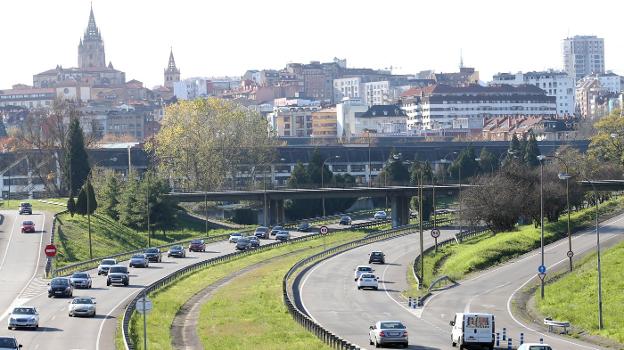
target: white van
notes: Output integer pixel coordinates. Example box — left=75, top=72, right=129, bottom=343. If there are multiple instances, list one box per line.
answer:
left=450, top=312, right=495, bottom=350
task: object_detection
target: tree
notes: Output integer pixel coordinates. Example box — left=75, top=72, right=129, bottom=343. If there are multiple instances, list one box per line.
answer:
left=93, top=169, right=123, bottom=220
left=448, top=147, right=479, bottom=180
left=145, top=175, right=177, bottom=237
left=148, top=98, right=276, bottom=191
left=64, top=117, right=91, bottom=196
left=589, top=109, right=624, bottom=165
left=287, top=162, right=310, bottom=188
left=477, top=147, right=497, bottom=174
left=86, top=180, right=97, bottom=215
left=118, top=178, right=143, bottom=229
left=518, top=133, right=528, bottom=162
left=67, top=195, right=76, bottom=217
left=524, top=132, right=541, bottom=167
left=307, top=149, right=333, bottom=186
left=0, top=118, right=7, bottom=138
left=380, top=151, right=409, bottom=185
left=504, top=134, right=521, bottom=165
left=75, top=185, right=88, bottom=216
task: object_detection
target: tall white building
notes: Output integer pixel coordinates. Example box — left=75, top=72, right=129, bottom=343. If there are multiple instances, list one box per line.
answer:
left=333, top=78, right=395, bottom=106
left=563, top=35, right=605, bottom=81
left=173, top=78, right=209, bottom=100
left=491, top=71, right=575, bottom=116
left=336, top=98, right=368, bottom=138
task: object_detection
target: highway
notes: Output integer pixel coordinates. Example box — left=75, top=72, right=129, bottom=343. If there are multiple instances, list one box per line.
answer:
left=298, top=215, right=624, bottom=349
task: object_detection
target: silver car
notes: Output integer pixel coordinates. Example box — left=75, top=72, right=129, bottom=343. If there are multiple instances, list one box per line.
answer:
left=68, top=297, right=96, bottom=317
left=7, top=306, right=39, bottom=330
left=97, top=258, right=117, bottom=275
left=369, top=320, right=408, bottom=348
left=275, top=230, right=290, bottom=241
left=69, top=272, right=92, bottom=289
left=129, top=254, right=149, bottom=268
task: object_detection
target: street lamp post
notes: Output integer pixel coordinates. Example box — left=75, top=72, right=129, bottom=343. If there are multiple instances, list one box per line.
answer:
left=321, top=155, right=340, bottom=217
left=586, top=180, right=604, bottom=329
left=537, top=154, right=546, bottom=299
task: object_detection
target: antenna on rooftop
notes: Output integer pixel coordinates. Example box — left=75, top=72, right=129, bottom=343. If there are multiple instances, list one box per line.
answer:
left=459, top=49, right=464, bottom=70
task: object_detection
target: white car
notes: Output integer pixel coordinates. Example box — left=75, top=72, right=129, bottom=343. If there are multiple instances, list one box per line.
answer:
left=369, top=320, right=408, bottom=348
left=229, top=233, right=243, bottom=243
left=7, top=306, right=39, bottom=330
left=357, top=273, right=379, bottom=290
left=374, top=211, right=387, bottom=220
left=97, top=258, right=117, bottom=275
left=517, top=344, right=552, bottom=350
left=354, top=265, right=374, bottom=281
left=450, top=312, right=495, bottom=349
left=68, top=297, right=96, bottom=317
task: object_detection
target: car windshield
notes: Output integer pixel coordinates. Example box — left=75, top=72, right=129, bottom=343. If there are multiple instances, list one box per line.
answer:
left=380, top=322, right=405, bottom=329
left=191, top=240, right=204, bottom=244
left=110, top=266, right=128, bottom=273
left=146, top=248, right=159, bottom=253
left=171, top=245, right=182, bottom=250
left=72, top=273, right=89, bottom=279
left=13, top=307, right=36, bottom=315
left=255, top=227, right=268, bottom=232
left=23, top=221, right=34, bottom=225
left=21, top=203, right=32, bottom=207
left=528, top=347, right=552, bottom=350
left=51, top=278, right=69, bottom=286
left=231, top=233, right=242, bottom=236
left=341, top=216, right=350, bottom=220
left=273, top=226, right=283, bottom=230
left=371, top=252, right=383, bottom=256
left=278, top=231, right=288, bottom=235
left=72, top=298, right=94, bottom=304
left=132, top=254, right=145, bottom=259
left=0, top=338, right=17, bottom=347
left=102, top=259, right=116, bottom=265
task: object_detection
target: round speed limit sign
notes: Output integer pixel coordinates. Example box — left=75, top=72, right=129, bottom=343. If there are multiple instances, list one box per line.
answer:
left=567, top=250, right=574, bottom=258
left=319, top=226, right=329, bottom=234
left=430, top=228, right=440, bottom=238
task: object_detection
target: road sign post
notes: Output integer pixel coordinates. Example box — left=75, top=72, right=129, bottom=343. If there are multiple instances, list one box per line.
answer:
left=431, top=229, right=440, bottom=253
left=137, top=291, right=152, bottom=349
left=319, top=226, right=329, bottom=235
left=44, top=244, right=57, bottom=257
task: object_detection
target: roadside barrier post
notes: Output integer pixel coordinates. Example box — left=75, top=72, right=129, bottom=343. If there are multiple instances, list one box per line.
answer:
left=502, top=328, right=507, bottom=340
left=408, top=297, right=412, bottom=307
left=496, top=332, right=500, bottom=346
left=520, top=333, right=524, bottom=345
left=417, top=296, right=421, bottom=307
left=507, top=338, right=512, bottom=350
left=540, top=338, right=544, bottom=344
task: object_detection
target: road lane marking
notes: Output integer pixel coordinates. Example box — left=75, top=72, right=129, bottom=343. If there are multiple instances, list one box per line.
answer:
left=0, top=212, right=19, bottom=272
left=464, top=283, right=509, bottom=313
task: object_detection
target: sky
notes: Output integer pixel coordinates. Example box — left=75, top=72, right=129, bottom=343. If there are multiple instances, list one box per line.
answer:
left=0, top=0, right=623, bottom=89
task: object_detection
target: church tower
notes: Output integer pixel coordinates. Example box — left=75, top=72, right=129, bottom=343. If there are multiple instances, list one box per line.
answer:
left=78, top=4, right=106, bottom=69
left=164, top=48, right=180, bottom=88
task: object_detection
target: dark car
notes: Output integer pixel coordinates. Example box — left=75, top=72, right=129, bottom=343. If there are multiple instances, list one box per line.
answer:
left=248, top=236, right=260, bottom=248
left=339, top=216, right=352, bottom=225
left=189, top=239, right=206, bottom=252
left=297, top=221, right=311, bottom=232
left=0, top=336, right=22, bottom=349
left=254, top=226, right=269, bottom=239
left=167, top=245, right=186, bottom=258
left=270, top=226, right=284, bottom=236
left=106, top=265, right=129, bottom=286
left=144, top=248, right=162, bottom=262
left=18, top=202, right=32, bottom=215
left=21, top=220, right=35, bottom=233
left=69, top=272, right=92, bottom=289
left=369, top=251, right=386, bottom=264
left=235, top=237, right=251, bottom=250
left=48, top=277, right=73, bottom=298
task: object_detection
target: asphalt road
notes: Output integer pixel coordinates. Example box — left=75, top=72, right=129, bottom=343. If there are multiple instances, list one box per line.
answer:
left=0, top=226, right=314, bottom=350
left=299, top=227, right=460, bottom=349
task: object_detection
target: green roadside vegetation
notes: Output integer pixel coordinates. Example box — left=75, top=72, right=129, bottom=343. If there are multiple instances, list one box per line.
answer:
left=121, top=230, right=368, bottom=350
left=536, top=240, right=624, bottom=343
left=404, top=197, right=624, bottom=297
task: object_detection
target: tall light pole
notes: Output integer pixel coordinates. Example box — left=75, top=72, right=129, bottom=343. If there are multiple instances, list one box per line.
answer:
left=321, top=155, right=340, bottom=217
left=546, top=155, right=573, bottom=272
left=537, top=154, right=546, bottom=299
left=586, top=180, right=604, bottom=329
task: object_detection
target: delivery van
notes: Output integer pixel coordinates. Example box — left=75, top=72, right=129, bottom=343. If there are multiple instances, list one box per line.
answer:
left=450, top=312, right=495, bottom=350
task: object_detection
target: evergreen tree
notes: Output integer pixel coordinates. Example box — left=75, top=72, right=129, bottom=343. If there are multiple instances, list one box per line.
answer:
left=448, top=147, right=479, bottom=180
left=86, top=181, right=97, bottom=215
left=118, top=178, right=143, bottom=229
left=524, top=132, right=541, bottom=167
left=97, top=173, right=122, bottom=220
left=381, top=151, right=409, bottom=185
left=75, top=185, right=88, bottom=216
left=477, top=147, right=497, bottom=174
left=505, top=134, right=521, bottom=165
left=287, top=162, right=310, bottom=188
left=67, top=195, right=76, bottom=217
left=146, top=176, right=177, bottom=238
left=63, top=118, right=91, bottom=195
left=307, top=148, right=333, bottom=186
left=518, top=133, right=528, bottom=162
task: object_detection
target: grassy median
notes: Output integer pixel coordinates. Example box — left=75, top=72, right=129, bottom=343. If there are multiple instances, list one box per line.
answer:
left=405, top=197, right=624, bottom=296
left=122, top=231, right=367, bottom=350
left=536, top=240, right=624, bottom=343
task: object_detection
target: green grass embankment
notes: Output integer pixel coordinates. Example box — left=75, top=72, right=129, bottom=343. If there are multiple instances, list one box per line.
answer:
left=405, top=197, right=624, bottom=297
left=123, top=231, right=367, bottom=350
left=536, top=240, right=624, bottom=344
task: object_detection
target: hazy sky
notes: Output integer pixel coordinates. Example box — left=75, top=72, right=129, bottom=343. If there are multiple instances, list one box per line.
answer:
left=1, top=0, right=623, bottom=89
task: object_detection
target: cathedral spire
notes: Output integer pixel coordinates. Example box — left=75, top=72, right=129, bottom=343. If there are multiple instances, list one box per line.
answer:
left=164, top=47, right=181, bottom=88
left=85, top=3, right=100, bottom=40
left=168, top=48, right=177, bottom=70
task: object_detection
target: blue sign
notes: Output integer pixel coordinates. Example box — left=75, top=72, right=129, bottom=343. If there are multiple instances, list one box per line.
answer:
left=538, top=265, right=546, bottom=274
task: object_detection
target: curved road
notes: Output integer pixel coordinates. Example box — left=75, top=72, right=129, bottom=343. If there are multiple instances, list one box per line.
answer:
left=300, top=214, right=624, bottom=350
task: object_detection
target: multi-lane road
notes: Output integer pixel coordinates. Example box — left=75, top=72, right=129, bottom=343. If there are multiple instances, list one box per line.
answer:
left=299, top=215, right=624, bottom=349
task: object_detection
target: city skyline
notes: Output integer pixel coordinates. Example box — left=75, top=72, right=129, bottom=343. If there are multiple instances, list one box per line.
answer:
left=0, top=0, right=623, bottom=89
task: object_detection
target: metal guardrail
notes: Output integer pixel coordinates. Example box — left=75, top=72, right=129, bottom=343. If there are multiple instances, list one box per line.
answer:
left=45, top=209, right=69, bottom=278
left=544, top=318, right=570, bottom=334
left=412, top=226, right=490, bottom=289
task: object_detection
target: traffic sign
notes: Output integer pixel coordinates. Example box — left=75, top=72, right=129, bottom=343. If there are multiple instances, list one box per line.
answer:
left=538, top=265, right=546, bottom=274
left=567, top=250, right=574, bottom=258
left=538, top=273, right=546, bottom=281
left=319, top=226, right=329, bottom=234
left=136, top=297, right=152, bottom=314
left=44, top=244, right=57, bottom=257
left=430, top=229, right=441, bottom=238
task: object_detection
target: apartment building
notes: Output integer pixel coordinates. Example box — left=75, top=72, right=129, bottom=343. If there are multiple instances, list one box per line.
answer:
left=563, top=35, right=605, bottom=80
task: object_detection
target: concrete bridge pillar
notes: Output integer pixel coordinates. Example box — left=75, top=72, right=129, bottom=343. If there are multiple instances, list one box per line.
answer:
left=267, top=199, right=286, bottom=225
left=391, top=195, right=411, bottom=228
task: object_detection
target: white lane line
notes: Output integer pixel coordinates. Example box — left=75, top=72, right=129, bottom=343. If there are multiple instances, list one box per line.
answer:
left=299, top=257, right=330, bottom=325
left=506, top=232, right=621, bottom=350
left=464, top=283, right=509, bottom=313
left=96, top=288, right=142, bottom=350
left=421, top=214, right=624, bottom=316
left=0, top=212, right=19, bottom=271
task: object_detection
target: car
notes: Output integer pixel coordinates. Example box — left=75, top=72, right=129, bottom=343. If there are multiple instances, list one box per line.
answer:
left=357, top=273, right=379, bottom=290
left=275, top=230, right=290, bottom=241
left=129, top=254, right=149, bottom=268
left=235, top=237, right=252, bottom=250
left=339, top=215, right=352, bottom=225
left=450, top=313, right=495, bottom=350
left=354, top=265, right=374, bottom=281
left=374, top=211, right=387, bottom=220
left=144, top=248, right=162, bottom=262
left=0, top=336, right=22, bottom=349
left=7, top=307, right=39, bottom=330
left=369, top=251, right=386, bottom=264
left=18, top=202, right=32, bottom=215
left=97, top=258, right=117, bottom=275
left=68, top=297, right=96, bottom=317
left=167, top=245, right=186, bottom=258
left=248, top=236, right=260, bottom=248
left=369, top=320, right=408, bottom=348
left=48, top=277, right=73, bottom=298
left=270, top=225, right=284, bottom=236
left=229, top=232, right=243, bottom=243
left=254, top=226, right=269, bottom=239
left=189, top=239, right=206, bottom=252
left=69, top=272, right=92, bottom=289
left=106, top=265, right=130, bottom=286
left=297, top=221, right=311, bottom=232
left=517, top=344, right=552, bottom=350
left=21, top=221, right=35, bottom=233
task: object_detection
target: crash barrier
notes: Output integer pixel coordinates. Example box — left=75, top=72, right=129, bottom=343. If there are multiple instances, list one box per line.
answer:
left=412, top=226, right=489, bottom=289
left=283, top=223, right=442, bottom=350
left=544, top=318, right=570, bottom=334
left=45, top=209, right=69, bottom=278
left=427, top=275, right=457, bottom=293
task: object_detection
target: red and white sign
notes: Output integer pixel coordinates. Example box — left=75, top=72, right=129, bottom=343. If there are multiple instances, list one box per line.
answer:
left=44, top=244, right=57, bottom=257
